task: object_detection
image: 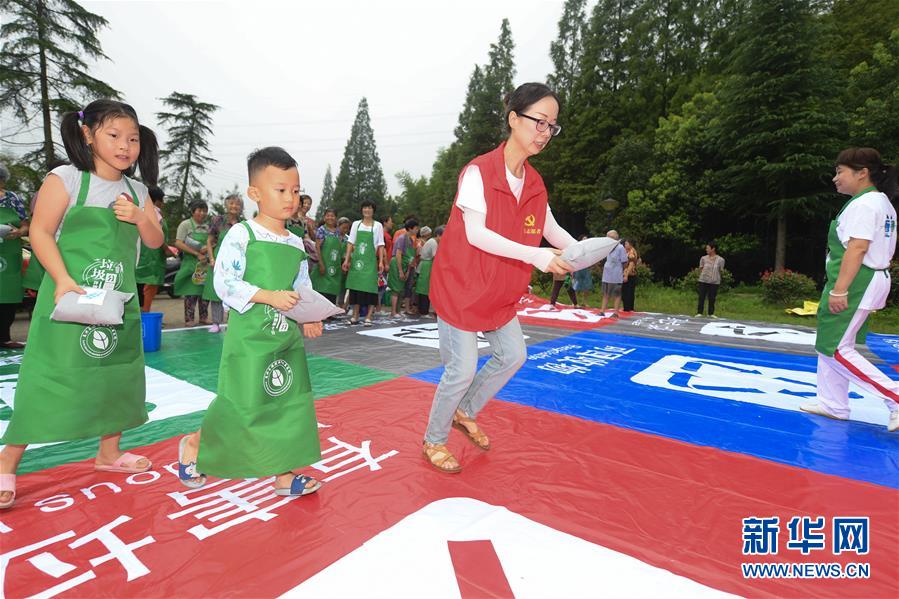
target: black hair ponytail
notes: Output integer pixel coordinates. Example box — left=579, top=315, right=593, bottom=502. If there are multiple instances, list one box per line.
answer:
left=60, top=110, right=94, bottom=172
left=137, top=125, right=159, bottom=187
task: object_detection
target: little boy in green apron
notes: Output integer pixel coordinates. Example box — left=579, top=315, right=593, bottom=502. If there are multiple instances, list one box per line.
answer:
left=177, top=147, right=324, bottom=496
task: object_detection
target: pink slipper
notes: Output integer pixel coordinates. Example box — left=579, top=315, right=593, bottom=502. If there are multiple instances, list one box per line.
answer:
left=0, top=473, right=16, bottom=509
left=94, top=452, right=152, bottom=474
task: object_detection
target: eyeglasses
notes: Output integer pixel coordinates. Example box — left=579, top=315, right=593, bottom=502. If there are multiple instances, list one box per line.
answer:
left=517, top=113, right=562, bottom=137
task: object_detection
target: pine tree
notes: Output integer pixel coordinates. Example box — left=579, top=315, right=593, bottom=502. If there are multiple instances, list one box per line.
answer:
left=547, top=0, right=588, bottom=104
left=428, top=20, right=516, bottom=220
left=156, top=92, right=220, bottom=219
left=332, top=98, right=388, bottom=218
left=315, top=165, right=335, bottom=220
left=0, top=0, right=119, bottom=169
left=714, top=0, right=842, bottom=272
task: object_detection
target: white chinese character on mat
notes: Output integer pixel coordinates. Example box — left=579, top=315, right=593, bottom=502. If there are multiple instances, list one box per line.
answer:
left=311, top=436, right=398, bottom=482
left=0, top=516, right=154, bottom=598
left=166, top=478, right=296, bottom=541
left=537, top=362, right=590, bottom=375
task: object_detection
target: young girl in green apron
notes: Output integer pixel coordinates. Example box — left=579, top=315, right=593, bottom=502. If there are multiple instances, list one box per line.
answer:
left=1, top=100, right=164, bottom=508
left=801, top=148, right=898, bottom=433
left=173, top=201, right=210, bottom=326
left=203, top=194, right=245, bottom=333
left=0, top=164, right=29, bottom=348
left=311, top=208, right=343, bottom=304
left=342, top=200, right=386, bottom=326
left=177, top=147, right=323, bottom=496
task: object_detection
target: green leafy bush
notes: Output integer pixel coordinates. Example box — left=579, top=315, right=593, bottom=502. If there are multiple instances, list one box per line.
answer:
left=760, top=269, right=818, bottom=305
left=633, top=261, right=655, bottom=283
left=678, top=267, right=734, bottom=293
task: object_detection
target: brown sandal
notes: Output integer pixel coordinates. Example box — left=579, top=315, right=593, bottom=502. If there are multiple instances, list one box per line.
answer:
left=452, top=410, right=490, bottom=450
left=422, top=442, right=461, bottom=473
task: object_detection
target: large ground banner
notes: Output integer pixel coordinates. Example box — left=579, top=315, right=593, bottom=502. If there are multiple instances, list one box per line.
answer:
left=2, top=322, right=898, bottom=598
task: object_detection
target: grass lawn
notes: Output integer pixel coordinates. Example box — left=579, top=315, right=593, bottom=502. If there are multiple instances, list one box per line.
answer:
left=535, top=282, right=899, bottom=334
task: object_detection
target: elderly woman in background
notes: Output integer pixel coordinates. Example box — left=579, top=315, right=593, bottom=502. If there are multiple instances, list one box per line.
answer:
left=203, top=194, right=246, bottom=333
left=0, top=163, right=29, bottom=348
left=621, top=239, right=640, bottom=312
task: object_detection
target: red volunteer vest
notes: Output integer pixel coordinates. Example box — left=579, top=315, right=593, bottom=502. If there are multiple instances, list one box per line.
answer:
left=431, top=143, right=548, bottom=332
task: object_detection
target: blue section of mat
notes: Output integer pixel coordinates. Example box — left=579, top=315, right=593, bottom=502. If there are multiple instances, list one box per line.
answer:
left=868, top=334, right=899, bottom=367
left=412, top=331, right=899, bottom=489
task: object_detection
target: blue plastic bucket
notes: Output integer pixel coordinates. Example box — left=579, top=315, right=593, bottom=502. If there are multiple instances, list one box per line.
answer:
left=141, top=312, right=164, bottom=352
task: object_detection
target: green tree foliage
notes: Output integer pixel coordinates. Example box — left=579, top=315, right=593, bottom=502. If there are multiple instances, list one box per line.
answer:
left=547, top=0, right=588, bottom=104
left=422, top=20, right=517, bottom=221
left=713, top=0, right=842, bottom=272
left=156, top=92, right=220, bottom=220
left=821, top=0, right=899, bottom=75
left=845, top=29, right=899, bottom=161
left=0, top=0, right=119, bottom=169
left=332, top=98, right=388, bottom=219
left=315, top=165, right=335, bottom=221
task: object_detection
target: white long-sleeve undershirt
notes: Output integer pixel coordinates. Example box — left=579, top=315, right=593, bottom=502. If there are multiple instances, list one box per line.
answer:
left=457, top=165, right=576, bottom=272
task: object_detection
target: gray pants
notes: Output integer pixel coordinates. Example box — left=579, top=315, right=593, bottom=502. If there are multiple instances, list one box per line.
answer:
left=424, top=316, right=527, bottom=444
left=210, top=300, right=225, bottom=325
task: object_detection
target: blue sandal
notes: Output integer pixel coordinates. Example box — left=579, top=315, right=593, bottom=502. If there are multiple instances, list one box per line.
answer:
left=178, top=436, right=207, bottom=489
left=274, top=474, right=321, bottom=497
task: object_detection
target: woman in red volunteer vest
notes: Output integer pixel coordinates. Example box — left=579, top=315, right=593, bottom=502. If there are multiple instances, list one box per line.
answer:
left=423, top=82, right=577, bottom=473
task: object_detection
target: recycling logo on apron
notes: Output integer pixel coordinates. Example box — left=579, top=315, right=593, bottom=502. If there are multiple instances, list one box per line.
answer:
left=79, top=325, right=119, bottom=358
left=263, top=306, right=290, bottom=335
left=263, top=359, right=294, bottom=397
left=82, top=258, right=125, bottom=290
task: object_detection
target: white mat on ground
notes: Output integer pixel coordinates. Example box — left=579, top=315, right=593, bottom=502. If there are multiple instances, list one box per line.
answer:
left=283, top=497, right=732, bottom=599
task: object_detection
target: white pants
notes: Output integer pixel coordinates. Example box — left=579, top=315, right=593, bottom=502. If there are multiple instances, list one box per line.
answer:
left=816, top=308, right=899, bottom=418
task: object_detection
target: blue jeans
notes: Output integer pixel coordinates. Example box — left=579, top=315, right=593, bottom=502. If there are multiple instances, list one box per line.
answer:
left=424, top=316, right=527, bottom=444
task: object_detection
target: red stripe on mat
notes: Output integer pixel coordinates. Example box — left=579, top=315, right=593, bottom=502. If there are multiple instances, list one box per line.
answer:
left=448, top=540, right=515, bottom=599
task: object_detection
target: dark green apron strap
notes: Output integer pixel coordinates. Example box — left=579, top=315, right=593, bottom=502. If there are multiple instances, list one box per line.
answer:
left=123, top=178, right=139, bottom=205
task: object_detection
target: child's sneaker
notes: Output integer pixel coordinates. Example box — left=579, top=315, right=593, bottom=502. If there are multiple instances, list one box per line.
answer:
left=208, top=324, right=221, bottom=333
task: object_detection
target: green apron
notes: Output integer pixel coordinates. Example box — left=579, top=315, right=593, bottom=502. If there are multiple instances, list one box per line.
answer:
left=0, top=206, right=23, bottom=304
left=345, top=227, right=378, bottom=294
left=135, top=218, right=168, bottom=286
left=2, top=171, right=147, bottom=444
left=415, top=258, right=433, bottom=296
left=815, top=186, right=883, bottom=356
left=310, top=231, right=343, bottom=296
left=21, top=250, right=45, bottom=290
left=201, top=219, right=241, bottom=302
left=198, top=222, right=320, bottom=478
left=173, top=219, right=208, bottom=296
left=387, top=235, right=416, bottom=296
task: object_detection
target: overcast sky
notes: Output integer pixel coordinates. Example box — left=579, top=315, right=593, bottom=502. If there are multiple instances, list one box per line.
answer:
left=3, top=0, right=569, bottom=215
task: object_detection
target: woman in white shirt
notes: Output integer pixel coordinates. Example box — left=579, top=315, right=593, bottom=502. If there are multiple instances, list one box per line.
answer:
left=802, top=147, right=898, bottom=432
left=341, top=199, right=386, bottom=326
